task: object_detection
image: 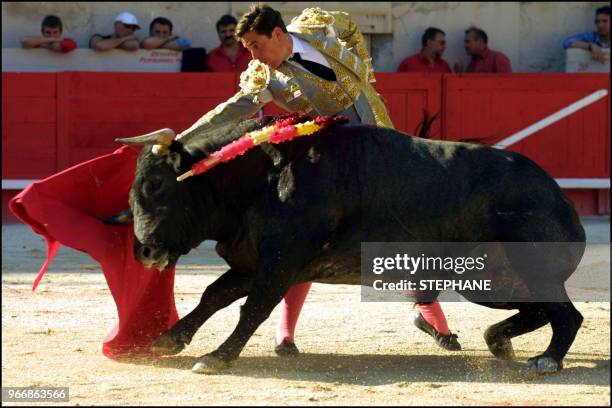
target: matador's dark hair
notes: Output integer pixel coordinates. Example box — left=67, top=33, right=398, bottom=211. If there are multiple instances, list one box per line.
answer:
left=236, top=4, right=287, bottom=38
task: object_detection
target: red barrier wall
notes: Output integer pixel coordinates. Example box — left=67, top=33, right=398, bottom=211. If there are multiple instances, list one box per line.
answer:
left=375, top=73, right=443, bottom=139
left=2, top=72, right=609, bottom=222
left=444, top=74, right=610, bottom=179
left=2, top=73, right=57, bottom=178
left=57, top=72, right=239, bottom=168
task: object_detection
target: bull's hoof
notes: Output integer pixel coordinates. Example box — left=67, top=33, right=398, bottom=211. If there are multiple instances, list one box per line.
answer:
left=192, top=354, right=231, bottom=374
left=484, top=329, right=516, bottom=360
left=150, top=332, right=186, bottom=356
left=520, top=356, right=563, bottom=378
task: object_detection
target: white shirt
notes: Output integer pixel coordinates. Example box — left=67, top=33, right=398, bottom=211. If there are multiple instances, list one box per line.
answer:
left=286, top=34, right=331, bottom=69
left=258, top=34, right=332, bottom=103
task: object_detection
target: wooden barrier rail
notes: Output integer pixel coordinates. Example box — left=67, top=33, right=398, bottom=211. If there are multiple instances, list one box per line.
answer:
left=2, top=72, right=609, bottom=219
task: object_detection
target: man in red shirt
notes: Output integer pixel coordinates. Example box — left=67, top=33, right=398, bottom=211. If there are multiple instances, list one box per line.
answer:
left=398, top=27, right=451, bottom=73
left=455, top=26, right=512, bottom=73
left=206, top=14, right=252, bottom=72
left=21, top=15, right=77, bottom=53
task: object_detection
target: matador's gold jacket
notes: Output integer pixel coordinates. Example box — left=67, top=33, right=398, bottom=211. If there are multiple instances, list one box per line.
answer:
left=178, top=7, right=394, bottom=142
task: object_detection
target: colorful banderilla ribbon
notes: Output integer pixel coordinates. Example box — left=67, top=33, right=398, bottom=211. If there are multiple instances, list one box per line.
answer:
left=176, top=115, right=346, bottom=182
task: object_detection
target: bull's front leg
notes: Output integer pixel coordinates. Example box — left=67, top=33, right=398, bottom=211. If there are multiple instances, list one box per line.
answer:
left=191, top=236, right=309, bottom=374
left=191, top=275, right=291, bottom=373
left=151, top=268, right=252, bottom=355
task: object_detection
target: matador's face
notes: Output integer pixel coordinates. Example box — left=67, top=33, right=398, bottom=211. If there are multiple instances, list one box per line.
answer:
left=240, top=27, right=288, bottom=69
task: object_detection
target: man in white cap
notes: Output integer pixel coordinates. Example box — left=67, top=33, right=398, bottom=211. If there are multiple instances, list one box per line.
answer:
left=90, top=11, right=141, bottom=51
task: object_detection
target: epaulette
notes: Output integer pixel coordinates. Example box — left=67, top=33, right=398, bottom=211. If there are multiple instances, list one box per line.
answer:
left=329, top=11, right=351, bottom=29
left=239, top=59, right=271, bottom=94
left=289, top=7, right=335, bottom=28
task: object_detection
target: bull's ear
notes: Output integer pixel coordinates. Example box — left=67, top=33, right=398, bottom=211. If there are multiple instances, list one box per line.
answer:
left=100, top=208, right=133, bottom=225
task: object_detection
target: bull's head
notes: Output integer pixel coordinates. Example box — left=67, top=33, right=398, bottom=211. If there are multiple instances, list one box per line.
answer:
left=105, top=118, right=273, bottom=271
left=106, top=128, right=205, bottom=271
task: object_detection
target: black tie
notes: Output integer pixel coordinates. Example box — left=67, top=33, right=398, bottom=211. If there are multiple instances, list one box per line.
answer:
left=289, top=53, right=337, bottom=81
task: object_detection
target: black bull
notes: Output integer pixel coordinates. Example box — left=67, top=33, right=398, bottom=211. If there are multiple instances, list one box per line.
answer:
left=109, top=117, right=586, bottom=375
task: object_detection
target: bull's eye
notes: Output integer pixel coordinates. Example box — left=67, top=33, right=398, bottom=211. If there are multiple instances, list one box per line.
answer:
left=143, top=177, right=163, bottom=197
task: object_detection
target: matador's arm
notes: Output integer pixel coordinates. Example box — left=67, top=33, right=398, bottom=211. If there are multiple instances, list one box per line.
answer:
left=176, top=60, right=271, bottom=146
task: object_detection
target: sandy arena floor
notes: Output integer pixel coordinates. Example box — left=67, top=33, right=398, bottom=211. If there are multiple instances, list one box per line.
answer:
left=2, top=217, right=610, bottom=405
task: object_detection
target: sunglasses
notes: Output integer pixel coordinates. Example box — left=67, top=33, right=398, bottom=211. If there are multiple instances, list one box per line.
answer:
left=123, top=24, right=137, bottom=30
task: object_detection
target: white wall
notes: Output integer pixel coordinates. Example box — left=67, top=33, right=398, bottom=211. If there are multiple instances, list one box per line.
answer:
left=376, top=1, right=609, bottom=72
left=1, top=2, right=231, bottom=53
left=2, top=2, right=609, bottom=72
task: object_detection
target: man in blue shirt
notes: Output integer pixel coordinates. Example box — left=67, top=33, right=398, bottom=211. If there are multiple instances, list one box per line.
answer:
left=562, top=5, right=610, bottom=63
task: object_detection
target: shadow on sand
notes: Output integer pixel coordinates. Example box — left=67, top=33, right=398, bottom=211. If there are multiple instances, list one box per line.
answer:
left=119, top=352, right=610, bottom=386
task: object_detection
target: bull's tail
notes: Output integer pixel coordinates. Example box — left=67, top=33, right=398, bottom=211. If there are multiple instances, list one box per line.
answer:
left=414, top=109, right=439, bottom=139
left=458, top=135, right=499, bottom=145
left=415, top=110, right=499, bottom=145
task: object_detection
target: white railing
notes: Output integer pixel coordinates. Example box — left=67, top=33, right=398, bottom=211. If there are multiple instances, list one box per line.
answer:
left=492, top=88, right=609, bottom=190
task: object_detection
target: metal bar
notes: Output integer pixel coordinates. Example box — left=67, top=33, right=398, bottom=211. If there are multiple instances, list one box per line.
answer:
left=2, top=180, right=38, bottom=189
left=2, top=178, right=608, bottom=190
left=493, top=89, right=609, bottom=149
left=555, top=178, right=610, bottom=189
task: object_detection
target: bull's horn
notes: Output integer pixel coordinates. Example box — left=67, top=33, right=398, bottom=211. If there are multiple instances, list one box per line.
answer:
left=99, top=208, right=133, bottom=225
left=116, top=128, right=176, bottom=146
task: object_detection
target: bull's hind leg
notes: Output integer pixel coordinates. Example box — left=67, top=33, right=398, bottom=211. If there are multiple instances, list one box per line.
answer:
left=151, top=268, right=252, bottom=355
left=502, top=241, right=584, bottom=375
left=484, top=306, right=548, bottom=360
left=522, top=297, right=583, bottom=376
left=495, top=208, right=585, bottom=375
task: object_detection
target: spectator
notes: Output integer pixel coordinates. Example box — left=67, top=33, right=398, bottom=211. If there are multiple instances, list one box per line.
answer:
left=141, top=17, right=191, bottom=51
left=90, top=11, right=140, bottom=51
left=21, top=15, right=77, bottom=53
left=562, top=5, right=610, bottom=63
left=206, top=14, right=251, bottom=72
left=397, top=27, right=451, bottom=73
left=455, top=26, right=512, bottom=73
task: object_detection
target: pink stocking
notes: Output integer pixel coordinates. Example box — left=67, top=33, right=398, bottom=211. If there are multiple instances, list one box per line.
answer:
left=275, top=282, right=312, bottom=344
left=418, top=300, right=451, bottom=335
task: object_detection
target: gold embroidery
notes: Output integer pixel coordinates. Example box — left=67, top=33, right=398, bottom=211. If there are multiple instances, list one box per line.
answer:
left=278, top=57, right=390, bottom=126
left=275, top=65, right=314, bottom=114
left=276, top=7, right=393, bottom=128
left=312, top=38, right=325, bottom=50
left=328, top=59, right=360, bottom=103
left=329, top=10, right=375, bottom=83
left=282, top=82, right=303, bottom=103
left=330, top=59, right=392, bottom=128
left=363, top=83, right=394, bottom=128
left=289, top=7, right=335, bottom=28
left=239, top=60, right=270, bottom=94
left=292, top=65, right=353, bottom=112
left=330, top=11, right=351, bottom=29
